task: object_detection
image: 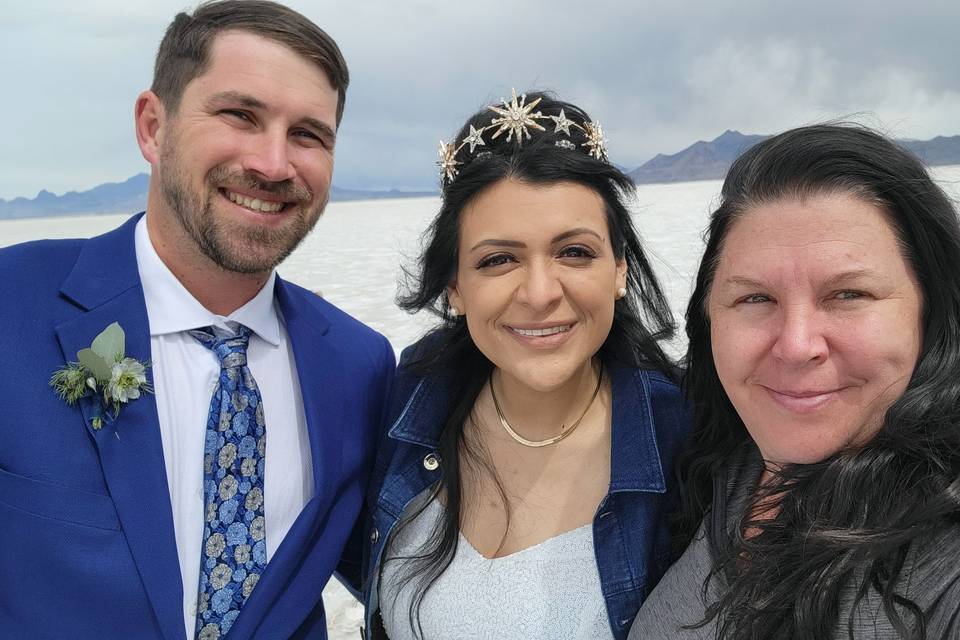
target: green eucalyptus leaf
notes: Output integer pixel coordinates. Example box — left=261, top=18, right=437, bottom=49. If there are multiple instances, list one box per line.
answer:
left=91, top=322, right=125, bottom=363
left=78, top=348, right=112, bottom=381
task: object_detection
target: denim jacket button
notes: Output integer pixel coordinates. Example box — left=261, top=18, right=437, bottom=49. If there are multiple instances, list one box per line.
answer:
left=423, top=454, right=440, bottom=471
left=370, top=527, right=379, bottom=544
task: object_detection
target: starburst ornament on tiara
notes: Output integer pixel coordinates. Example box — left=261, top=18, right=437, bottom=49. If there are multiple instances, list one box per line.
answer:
left=435, top=88, right=611, bottom=184
left=582, top=121, right=608, bottom=161
left=487, top=89, right=546, bottom=144
left=438, top=140, right=461, bottom=182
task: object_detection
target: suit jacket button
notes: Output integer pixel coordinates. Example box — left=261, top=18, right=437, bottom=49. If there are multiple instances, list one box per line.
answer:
left=370, top=528, right=379, bottom=544
left=423, top=454, right=440, bottom=471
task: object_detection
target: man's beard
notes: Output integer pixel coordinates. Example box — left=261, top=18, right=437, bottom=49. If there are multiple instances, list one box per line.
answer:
left=158, top=145, right=326, bottom=275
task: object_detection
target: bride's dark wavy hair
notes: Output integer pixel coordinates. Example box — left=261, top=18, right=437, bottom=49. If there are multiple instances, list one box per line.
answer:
left=383, top=91, right=676, bottom=639
left=677, top=123, right=960, bottom=639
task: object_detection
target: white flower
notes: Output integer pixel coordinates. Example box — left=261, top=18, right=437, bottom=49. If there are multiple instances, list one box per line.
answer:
left=234, top=544, right=251, bottom=564
left=218, top=443, right=238, bottom=469
left=242, top=573, right=260, bottom=598
left=240, top=457, right=256, bottom=477
left=245, top=487, right=263, bottom=511
left=206, top=533, right=226, bottom=558
left=107, top=358, right=147, bottom=403
left=250, top=516, right=265, bottom=541
left=210, top=563, right=232, bottom=590
left=231, top=391, right=248, bottom=413
left=219, top=475, right=239, bottom=501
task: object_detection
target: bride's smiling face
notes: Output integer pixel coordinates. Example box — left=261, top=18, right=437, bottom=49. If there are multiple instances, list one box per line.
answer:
left=448, top=178, right=626, bottom=394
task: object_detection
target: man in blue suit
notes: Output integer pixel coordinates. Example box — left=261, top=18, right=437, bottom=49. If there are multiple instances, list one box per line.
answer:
left=0, top=2, right=393, bottom=638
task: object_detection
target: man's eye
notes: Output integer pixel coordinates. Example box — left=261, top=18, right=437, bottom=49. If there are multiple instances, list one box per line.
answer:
left=221, top=110, right=252, bottom=123
left=293, top=129, right=320, bottom=141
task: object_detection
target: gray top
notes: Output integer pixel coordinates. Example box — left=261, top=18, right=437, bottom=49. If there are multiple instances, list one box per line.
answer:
left=379, top=493, right=615, bottom=640
left=630, top=448, right=960, bottom=639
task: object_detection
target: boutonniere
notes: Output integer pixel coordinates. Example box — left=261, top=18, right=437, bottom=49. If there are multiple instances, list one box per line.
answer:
left=49, top=322, right=153, bottom=429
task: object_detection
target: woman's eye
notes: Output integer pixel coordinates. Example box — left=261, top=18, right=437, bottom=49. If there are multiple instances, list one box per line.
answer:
left=477, top=253, right=514, bottom=269
left=833, top=290, right=865, bottom=301
left=738, top=294, right=772, bottom=304
left=558, top=245, right=596, bottom=260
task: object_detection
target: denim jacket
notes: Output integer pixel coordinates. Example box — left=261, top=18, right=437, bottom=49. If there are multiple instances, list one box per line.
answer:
left=361, top=345, right=690, bottom=640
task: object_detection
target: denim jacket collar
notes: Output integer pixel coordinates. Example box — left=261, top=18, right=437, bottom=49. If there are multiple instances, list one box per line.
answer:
left=386, top=360, right=666, bottom=493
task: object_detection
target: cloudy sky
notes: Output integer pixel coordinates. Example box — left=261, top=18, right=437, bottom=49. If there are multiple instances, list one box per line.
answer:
left=1, top=0, right=958, bottom=200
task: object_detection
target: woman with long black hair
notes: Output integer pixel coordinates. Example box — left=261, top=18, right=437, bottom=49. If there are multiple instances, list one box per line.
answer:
left=631, top=124, right=960, bottom=639
left=360, top=91, right=689, bottom=639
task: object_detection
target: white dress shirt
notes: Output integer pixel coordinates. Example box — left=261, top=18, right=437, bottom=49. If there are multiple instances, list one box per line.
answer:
left=134, top=218, right=314, bottom=638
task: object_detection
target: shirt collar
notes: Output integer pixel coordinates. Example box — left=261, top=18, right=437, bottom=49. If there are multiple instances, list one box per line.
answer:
left=134, top=217, right=281, bottom=346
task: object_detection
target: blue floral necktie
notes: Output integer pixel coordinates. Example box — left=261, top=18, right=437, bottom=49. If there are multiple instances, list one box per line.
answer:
left=189, top=326, right=267, bottom=640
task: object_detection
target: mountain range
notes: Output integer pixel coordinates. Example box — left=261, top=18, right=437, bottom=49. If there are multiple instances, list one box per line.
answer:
left=0, top=176, right=437, bottom=220
left=3, top=130, right=960, bottom=219
left=628, top=130, right=960, bottom=184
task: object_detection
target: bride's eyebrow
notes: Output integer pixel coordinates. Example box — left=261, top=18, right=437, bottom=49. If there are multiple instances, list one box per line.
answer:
left=552, top=228, right=602, bottom=243
left=469, top=239, right=525, bottom=252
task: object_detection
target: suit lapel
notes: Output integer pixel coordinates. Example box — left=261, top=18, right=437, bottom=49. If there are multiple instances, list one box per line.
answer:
left=278, top=280, right=344, bottom=507
left=56, top=215, right=186, bottom=640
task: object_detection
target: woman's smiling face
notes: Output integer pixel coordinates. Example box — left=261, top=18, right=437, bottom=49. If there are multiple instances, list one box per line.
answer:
left=448, top=178, right=626, bottom=393
left=707, top=192, right=924, bottom=464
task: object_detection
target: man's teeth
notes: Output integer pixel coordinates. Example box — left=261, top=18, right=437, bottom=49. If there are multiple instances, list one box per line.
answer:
left=512, top=325, right=571, bottom=337
left=226, top=191, right=284, bottom=213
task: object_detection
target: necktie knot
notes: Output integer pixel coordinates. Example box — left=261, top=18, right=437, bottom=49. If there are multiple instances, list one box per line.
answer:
left=190, top=326, right=252, bottom=369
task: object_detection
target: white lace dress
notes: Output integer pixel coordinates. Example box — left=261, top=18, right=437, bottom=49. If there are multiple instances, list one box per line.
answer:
left=378, top=495, right=615, bottom=640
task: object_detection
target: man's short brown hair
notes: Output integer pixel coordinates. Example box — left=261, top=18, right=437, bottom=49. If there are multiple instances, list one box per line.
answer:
left=151, top=0, right=349, bottom=124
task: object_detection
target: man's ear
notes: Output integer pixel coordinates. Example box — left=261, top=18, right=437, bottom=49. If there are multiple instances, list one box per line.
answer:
left=135, top=90, right=166, bottom=166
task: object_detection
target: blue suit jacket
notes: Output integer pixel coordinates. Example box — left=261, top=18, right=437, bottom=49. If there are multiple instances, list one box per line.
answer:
left=0, top=215, right=395, bottom=639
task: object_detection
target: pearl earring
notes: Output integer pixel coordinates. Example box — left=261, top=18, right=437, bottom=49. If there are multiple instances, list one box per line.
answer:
left=616, top=287, right=627, bottom=300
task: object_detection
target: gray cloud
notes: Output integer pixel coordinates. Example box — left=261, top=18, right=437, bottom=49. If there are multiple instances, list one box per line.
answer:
left=1, top=0, right=958, bottom=199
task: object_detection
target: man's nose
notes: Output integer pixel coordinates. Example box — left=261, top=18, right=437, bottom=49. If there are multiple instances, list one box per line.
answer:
left=241, top=130, right=296, bottom=183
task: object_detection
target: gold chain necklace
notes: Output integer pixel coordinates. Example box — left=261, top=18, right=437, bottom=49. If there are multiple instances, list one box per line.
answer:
left=489, top=361, right=604, bottom=448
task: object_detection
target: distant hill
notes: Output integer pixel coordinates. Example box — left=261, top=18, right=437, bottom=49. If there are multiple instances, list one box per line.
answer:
left=629, top=130, right=960, bottom=184
left=0, top=175, right=436, bottom=220
left=629, top=130, right=768, bottom=184
left=4, top=130, right=959, bottom=219
left=899, top=136, right=960, bottom=166
left=0, top=174, right=151, bottom=220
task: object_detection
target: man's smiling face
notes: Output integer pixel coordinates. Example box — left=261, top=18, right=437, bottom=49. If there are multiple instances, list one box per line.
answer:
left=155, top=30, right=339, bottom=274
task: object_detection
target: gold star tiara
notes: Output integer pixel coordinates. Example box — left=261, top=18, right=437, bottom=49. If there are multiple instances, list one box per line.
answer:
left=438, top=89, right=609, bottom=184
